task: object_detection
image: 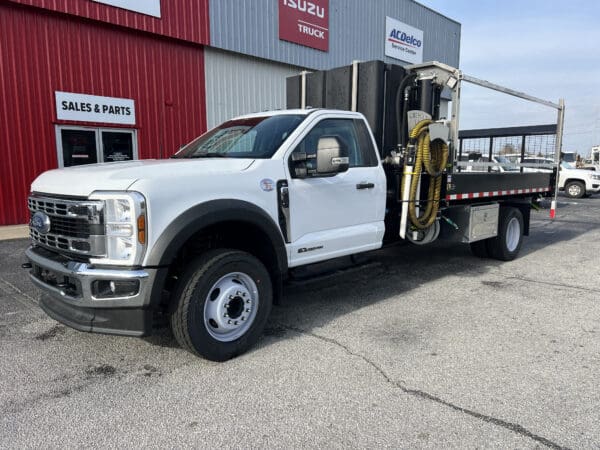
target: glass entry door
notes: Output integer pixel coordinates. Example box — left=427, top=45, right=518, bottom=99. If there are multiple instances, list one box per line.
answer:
left=56, top=126, right=137, bottom=167
left=102, top=131, right=134, bottom=162
left=59, top=129, right=98, bottom=166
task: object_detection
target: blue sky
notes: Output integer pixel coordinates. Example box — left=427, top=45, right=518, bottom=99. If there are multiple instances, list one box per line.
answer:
left=418, top=0, right=600, bottom=155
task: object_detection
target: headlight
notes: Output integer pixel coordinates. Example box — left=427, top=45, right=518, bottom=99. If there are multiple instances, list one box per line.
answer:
left=591, top=174, right=600, bottom=180
left=89, top=191, right=147, bottom=266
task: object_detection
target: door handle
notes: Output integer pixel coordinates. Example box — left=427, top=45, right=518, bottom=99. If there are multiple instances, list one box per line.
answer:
left=356, top=182, right=375, bottom=190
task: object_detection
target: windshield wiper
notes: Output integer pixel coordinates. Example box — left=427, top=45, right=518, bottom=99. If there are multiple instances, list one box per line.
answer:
left=190, top=152, right=229, bottom=158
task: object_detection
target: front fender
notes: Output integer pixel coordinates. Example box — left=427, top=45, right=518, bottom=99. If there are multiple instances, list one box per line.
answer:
left=145, top=199, right=288, bottom=275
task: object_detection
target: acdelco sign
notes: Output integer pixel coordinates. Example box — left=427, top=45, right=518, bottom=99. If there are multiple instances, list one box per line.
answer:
left=389, top=29, right=422, bottom=49
left=279, top=0, right=329, bottom=52
left=385, top=16, right=424, bottom=64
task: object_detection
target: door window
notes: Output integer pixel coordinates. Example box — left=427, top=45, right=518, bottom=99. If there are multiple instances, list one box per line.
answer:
left=56, top=126, right=137, bottom=167
left=102, top=131, right=134, bottom=162
left=60, top=129, right=98, bottom=166
left=290, top=118, right=379, bottom=175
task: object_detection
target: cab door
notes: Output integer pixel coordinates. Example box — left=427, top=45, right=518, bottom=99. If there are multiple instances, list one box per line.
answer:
left=284, top=116, right=386, bottom=267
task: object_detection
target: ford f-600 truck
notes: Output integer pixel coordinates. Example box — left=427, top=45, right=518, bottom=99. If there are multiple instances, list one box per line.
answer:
left=25, top=61, right=564, bottom=360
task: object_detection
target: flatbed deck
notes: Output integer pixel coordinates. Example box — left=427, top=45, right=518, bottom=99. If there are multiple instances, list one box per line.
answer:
left=444, top=172, right=555, bottom=202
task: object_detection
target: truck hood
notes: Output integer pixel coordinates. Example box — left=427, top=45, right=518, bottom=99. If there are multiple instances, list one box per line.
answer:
left=561, top=167, right=598, bottom=178
left=31, top=158, right=255, bottom=197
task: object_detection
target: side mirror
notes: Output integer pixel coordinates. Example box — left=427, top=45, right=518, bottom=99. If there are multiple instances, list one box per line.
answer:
left=316, top=136, right=349, bottom=175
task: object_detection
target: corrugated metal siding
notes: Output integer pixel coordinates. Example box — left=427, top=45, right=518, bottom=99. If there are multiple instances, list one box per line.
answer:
left=209, top=0, right=460, bottom=70
left=8, top=0, right=210, bottom=45
left=0, top=4, right=207, bottom=225
left=204, top=48, right=303, bottom=129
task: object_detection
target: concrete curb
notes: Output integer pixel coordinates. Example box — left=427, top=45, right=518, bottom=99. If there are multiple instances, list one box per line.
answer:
left=0, top=225, right=29, bottom=241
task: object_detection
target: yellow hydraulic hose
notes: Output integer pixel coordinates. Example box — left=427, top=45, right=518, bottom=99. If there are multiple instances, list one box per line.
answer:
left=404, top=119, right=449, bottom=230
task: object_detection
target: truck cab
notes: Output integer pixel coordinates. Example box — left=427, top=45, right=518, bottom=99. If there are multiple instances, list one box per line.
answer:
left=26, top=108, right=387, bottom=360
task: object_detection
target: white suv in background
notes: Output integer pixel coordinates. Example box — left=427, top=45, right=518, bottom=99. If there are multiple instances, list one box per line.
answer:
left=521, top=158, right=600, bottom=198
left=557, top=162, right=600, bottom=198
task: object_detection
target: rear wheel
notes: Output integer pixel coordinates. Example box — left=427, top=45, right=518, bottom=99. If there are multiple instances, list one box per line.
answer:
left=487, top=207, right=524, bottom=261
left=565, top=181, right=585, bottom=199
left=170, top=249, right=272, bottom=361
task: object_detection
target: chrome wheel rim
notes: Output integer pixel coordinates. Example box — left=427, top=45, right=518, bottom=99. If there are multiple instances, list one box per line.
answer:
left=567, top=184, right=581, bottom=197
left=505, top=217, right=520, bottom=252
left=203, top=272, right=259, bottom=342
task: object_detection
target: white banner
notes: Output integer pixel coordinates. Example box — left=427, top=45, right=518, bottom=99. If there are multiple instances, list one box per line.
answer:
left=92, top=0, right=161, bottom=18
left=385, top=16, right=424, bottom=64
left=55, top=92, right=136, bottom=125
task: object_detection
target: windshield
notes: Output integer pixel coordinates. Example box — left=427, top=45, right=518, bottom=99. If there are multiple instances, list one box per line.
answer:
left=172, top=114, right=305, bottom=159
left=561, top=161, right=575, bottom=169
left=561, top=152, right=576, bottom=163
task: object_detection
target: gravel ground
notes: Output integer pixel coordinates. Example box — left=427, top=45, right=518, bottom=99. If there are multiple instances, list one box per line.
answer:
left=1, top=196, right=599, bottom=448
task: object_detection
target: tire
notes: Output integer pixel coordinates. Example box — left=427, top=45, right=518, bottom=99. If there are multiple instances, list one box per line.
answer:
left=470, top=239, right=491, bottom=258
left=170, top=249, right=272, bottom=361
left=565, top=181, right=585, bottom=199
left=487, top=207, right=524, bottom=261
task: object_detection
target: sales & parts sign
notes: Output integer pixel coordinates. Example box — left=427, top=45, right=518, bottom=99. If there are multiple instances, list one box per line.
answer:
left=279, top=0, right=329, bottom=52
left=55, top=91, right=136, bottom=125
left=385, top=16, right=424, bottom=64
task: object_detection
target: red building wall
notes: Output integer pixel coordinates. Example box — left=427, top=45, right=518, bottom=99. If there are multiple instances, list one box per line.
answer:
left=7, top=0, right=210, bottom=45
left=0, top=3, right=209, bottom=224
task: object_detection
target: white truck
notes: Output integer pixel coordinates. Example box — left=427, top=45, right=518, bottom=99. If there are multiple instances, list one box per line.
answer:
left=24, top=61, right=564, bottom=360
left=558, top=162, right=600, bottom=198
left=520, top=158, right=600, bottom=198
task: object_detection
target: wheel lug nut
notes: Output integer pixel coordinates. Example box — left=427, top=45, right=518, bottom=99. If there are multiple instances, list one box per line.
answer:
left=246, top=308, right=250, bottom=313
left=241, top=317, right=245, bottom=321
left=242, top=292, right=246, bottom=297
left=228, top=295, right=234, bottom=300
left=234, top=321, right=238, bottom=325
left=224, top=313, right=228, bottom=317
left=246, top=299, right=250, bottom=304
left=228, top=320, right=232, bottom=324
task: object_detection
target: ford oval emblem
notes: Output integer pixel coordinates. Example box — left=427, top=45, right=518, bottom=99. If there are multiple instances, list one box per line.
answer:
left=31, top=211, right=51, bottom=234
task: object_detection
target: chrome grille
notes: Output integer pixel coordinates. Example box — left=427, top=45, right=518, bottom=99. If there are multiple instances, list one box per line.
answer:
left=28, top=195, right=106, bottom=257
left=44, top=216, right=91, bottom=238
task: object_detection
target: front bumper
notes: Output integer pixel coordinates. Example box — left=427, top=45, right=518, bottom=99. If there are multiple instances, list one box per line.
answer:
left=26, top=246, right=160, bottom=336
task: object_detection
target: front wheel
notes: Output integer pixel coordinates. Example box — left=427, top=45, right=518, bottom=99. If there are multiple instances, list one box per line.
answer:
left=565, top=181, right=585, bottom=199
left=487, top=207, right=524, bottom=261
left=170, top=249, right=273, bottom=361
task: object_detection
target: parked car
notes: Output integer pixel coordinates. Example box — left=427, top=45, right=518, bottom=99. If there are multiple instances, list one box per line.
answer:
left=521, top=157, right=554, bottom=173
left=458, top=154, right=518, bottom=173
left=558, top=162, right=600, bottom=198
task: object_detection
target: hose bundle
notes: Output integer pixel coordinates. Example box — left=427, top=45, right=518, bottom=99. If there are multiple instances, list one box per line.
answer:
left=405, top=119, right=449, bottom=230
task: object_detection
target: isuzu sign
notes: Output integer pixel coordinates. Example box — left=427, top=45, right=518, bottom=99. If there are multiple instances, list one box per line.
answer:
left=279, top=0, right=329, bottom=52
left=385, top=16, right=424, bottom=64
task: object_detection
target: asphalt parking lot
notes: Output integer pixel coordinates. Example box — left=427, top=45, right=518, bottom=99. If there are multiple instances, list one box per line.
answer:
left=1, top=196, right=599, bottom=449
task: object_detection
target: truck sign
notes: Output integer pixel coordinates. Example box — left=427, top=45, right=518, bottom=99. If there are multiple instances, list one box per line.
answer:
left=279, top=0, right=329, bottom=51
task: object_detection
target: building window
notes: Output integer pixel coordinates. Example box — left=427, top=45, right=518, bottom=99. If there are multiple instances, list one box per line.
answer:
left=55, top=126, right=138, bottom=167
